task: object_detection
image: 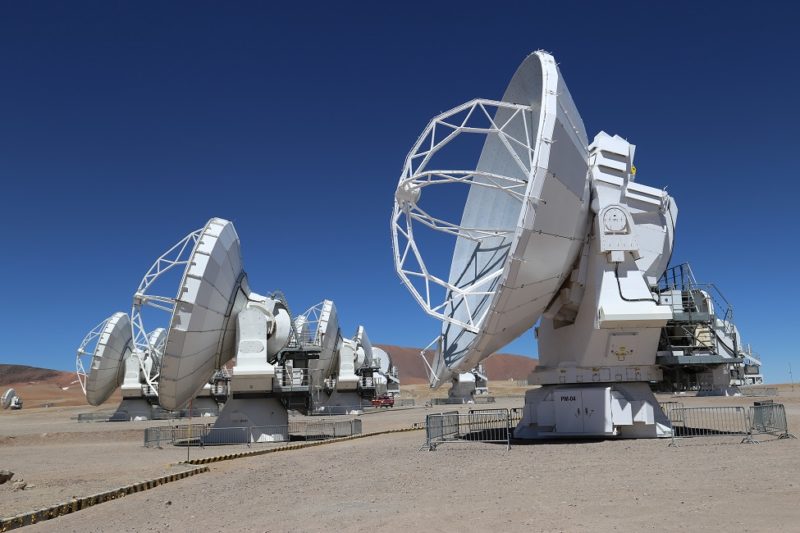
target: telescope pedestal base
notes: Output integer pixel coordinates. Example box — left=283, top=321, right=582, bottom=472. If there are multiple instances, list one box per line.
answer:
left=213, top=396, right=289, bottom=443
left=112, top=398, right=153, bottom=421
left=190, top=396, right=221, bottom=417
left=515, top=382, right=671, bottom=439
left=313, top=391, right=364, bottom=415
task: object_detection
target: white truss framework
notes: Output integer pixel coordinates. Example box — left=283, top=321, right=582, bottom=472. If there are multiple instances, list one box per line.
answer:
left=295, top=301, right=327, bottom=346
left=75, top=316, right=110, bottom=396
left=419, top=335, right=443, bottom=388
left=391, top=98, right=537, bottom=333
left=130, top=227, right=203, bottom=394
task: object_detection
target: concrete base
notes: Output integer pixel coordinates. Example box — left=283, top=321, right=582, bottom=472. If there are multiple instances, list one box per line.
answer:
left=112, top=398, right=153, bottom=421
left=213, top=396, right=289, bottom=442
left=447, top=385, right=476, bottom=404
left=515, top=382, right=672, bottom=439
left=313, top=391, right=364, bottom=415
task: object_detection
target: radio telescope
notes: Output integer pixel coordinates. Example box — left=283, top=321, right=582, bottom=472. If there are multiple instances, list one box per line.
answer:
left=301, top=300, right=342, bottom=396
left=371, top=346, right=400, bottom=397
left=131, top=217, right=310, bottom=441
left=354, top=326, right=374, bottom=370
left=128, top=216, right=383, bottom=438
left=392, top=50, right=678, bottom=438
left=2, top=388, right=22, bottom=410
left=1, top=388, right=14, bottom=409
left=295, top=301, right=383, bottom=413
left=129, top=220, right=244, bottom=417
left=76, top=312, right=169, bottom=419
left=76, top=312, right=133, bottom=406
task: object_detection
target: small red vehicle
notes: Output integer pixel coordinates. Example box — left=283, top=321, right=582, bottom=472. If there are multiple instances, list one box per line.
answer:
left=371, top=395, right=394, bottom=408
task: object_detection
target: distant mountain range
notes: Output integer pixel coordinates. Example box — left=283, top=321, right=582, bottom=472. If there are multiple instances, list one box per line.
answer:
left=375, top=345, right=537, bottom=385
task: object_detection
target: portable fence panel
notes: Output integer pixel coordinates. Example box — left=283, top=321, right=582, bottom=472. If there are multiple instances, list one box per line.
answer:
left=201, top=426, right=249, bottom=446
left=331, top=420, right=358, bottom=438
left=424, top=413, right=444, bottom=446
left=509, top=408, right=523, bottom=429
left=146, top=419, right=360, bottom=448
left=424, top=411, right=458, bottom=448
left=473, top=396, right=496, bottom=404
left=740, top=387, right=779, bottom=397
left=670, top=406, right=753, bottom=445
left=441, top=411, right=460, bottom=440
left=464, top=409, right=510, bottom=448
left=143, top=427, right=165, bottom=448
left=659, top=402, right=685, bottom=424
left=171, top=424, right=207, bottom=445
left=288, top=420, right=304, bottom=436
left=750, top=403, right=794, bottom=439
left=313, top=405, right=363, bottom=416
left=304, top=421, right=330, bottom=440
left=424, top=410, right=511, bottom=450
left=77, top=412, right=114, bottom=422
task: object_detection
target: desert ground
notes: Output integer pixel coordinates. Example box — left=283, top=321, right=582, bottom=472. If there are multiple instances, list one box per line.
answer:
left=1, top=385, right=799, bottom=532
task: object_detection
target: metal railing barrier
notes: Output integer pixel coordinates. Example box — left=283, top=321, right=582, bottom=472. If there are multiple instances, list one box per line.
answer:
left=312, top=404, right=366, bottom=416
left=659, top=401, right=685, bottom=424
left=394, top=398, right=415, bottom=407
left=740, top=387, right=779, bottom=397
left=76, top=412, right=114, bottom=422
left=430, top=396, right=496, bottom=406
left=669, top=406, right=755, bottom=446
left=422, top=409, right=513, bottom=451
left=201, top=426, right=250, bottom=446
left=144, top=418, right=362, bottom=448
left=750, top=402, right=796, bottom=439
left=509, top=407, right=524, bottom=429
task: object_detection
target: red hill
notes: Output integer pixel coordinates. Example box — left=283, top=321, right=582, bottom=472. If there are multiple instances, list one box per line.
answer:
left=375, top=345, right=537, bottom=385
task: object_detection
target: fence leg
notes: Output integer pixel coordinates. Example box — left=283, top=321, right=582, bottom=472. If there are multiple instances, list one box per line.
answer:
left=741, top=408, right=757, bottom=444
left=506, top=410, right=511, bottom=451
left=668, top=422, right=678, bottom=448
left=741, top=433, right=759, bottom=444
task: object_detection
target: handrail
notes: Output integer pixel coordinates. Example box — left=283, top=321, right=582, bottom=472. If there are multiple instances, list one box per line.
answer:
left=659, top=263, right=735, bottom=328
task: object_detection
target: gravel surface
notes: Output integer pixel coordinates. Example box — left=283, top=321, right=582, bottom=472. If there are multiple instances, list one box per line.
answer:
left=2, top=389, right=799, bottom=531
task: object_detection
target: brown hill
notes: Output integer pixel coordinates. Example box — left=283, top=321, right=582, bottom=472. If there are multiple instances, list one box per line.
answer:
left=0, top=364, right=92, bottom=409
left=0, top=364, right=76, bottom=388
left=375, top=345, right=537, bottom=385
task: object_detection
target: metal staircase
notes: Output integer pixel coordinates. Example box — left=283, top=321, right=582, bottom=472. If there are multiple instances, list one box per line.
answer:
left=656, top=263, right=762, bottom=392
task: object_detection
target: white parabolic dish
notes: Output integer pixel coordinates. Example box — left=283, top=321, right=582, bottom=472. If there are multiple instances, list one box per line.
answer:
left=2, top=388, right=17, bottom=409
left=80, top=312, right=133, bottom=405
left=354, top=325, right=373, bottom=368
left=392, top=51, right=591, bottom=380
left=371, top=347, right=390, bottom=374
left=158, top=218, right=248, bottom=410
left=307, top=300, right=340, bottom=377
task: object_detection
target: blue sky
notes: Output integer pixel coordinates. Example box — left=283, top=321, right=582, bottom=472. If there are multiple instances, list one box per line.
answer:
left=0, top=2, right=797, bottom=383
